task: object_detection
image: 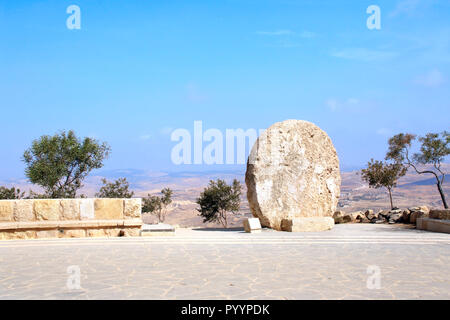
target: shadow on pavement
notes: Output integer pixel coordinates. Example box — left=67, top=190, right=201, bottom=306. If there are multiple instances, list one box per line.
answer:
left=191, top=227, right=245, bottom=232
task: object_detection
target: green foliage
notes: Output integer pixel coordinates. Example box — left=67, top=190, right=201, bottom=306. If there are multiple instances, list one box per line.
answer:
left=0, top=186, right=25, bottom=200
left=361, top=159, right=407, bottom=209
left=196, top=179, right=241, bottom=228
left=413, top=131, right=450, bottom=166
left=386, top=131, right=449, bottom=208
left=142, top=188, right=173, bottom=222
left=386, top=133, right=416, bottom=163
left=23, top=130, right=110, bottom=199
left=96, top=178, right=134, bottom=198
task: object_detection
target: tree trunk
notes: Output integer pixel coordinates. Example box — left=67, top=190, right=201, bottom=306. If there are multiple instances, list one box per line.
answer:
left=388, top=188, right=394, bottom=209
left=437, top=181, right=448, bottom=209
left=221, top=210, right=228, bottom=229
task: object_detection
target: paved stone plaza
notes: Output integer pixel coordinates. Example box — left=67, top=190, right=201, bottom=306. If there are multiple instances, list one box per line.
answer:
left=0, top=224, right=449, bottom=300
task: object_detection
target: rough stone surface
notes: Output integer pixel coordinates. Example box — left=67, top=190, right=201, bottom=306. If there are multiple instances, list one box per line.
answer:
left=36, top=230, right=60, bottom=238
left=80, top=199, right=95, bottom=220
left=14, top=200, right=34, bottom=222
left=94, top=199, right=124, bottom=220
left=281, top=217, right=334, bottom=232
left=60, top=229, right=86, bottom=238
left=124, top=198, right=142, bottom=219
left=389, top=213, right=402, bottom=224
left=0, top=201, right=14, bottom=222
left=34, top=200, right=60, bottom=221
left=365, top=210, right=378, bottom=220
left=245, top=120, right=341, bottom=231
left=410, top=210, right=428, bottom=224
left=333, top=211, right=344, bottom=224
left=60, top=199, right=80, bottom=220
left=429, top=209, right=450, bottom=220
left=402, top=210, right=411, bottom=224
left=342, top=214, right=353, bottom=223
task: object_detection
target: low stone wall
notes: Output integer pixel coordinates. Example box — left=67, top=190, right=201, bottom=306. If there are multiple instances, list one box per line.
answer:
left=429, top=209, right=450, bottom=220
left=417, top=218, right=450, bottom=234
left=0, top=198, right=142, bottom=240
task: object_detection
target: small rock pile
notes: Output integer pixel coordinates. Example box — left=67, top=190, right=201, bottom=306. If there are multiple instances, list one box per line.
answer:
left=333, top=206, right=430, bottom=225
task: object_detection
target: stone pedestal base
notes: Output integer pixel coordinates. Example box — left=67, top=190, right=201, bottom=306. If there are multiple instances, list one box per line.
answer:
left=140, top=224, right=175, bottom=236
left=281, top=217, right=334, bottom=232
left=243, top=218, right=262, bottom=233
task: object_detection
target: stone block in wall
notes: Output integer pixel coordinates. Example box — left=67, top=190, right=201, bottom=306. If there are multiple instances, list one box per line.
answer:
left=34, top=199, right=61, bottom=221
left=14, top=200, right=34, bottom=222
left=429, top=209, right=450, bottom=220
left=124, top=228, right=140, bottom=237
left=0, top=230, right=36, bottom=240
left=80, top=199, right=95, bottom=220
left=124, top=198, right=142, bottom=219
left=60, top=229, right=86, bottom=238
left=0, top=201, right=14, bottom=222
left=36, top=230, right=60, bottom=238
left=94, top=199, right=124, bottom=220
left=60, top=199, right=81, bottom=220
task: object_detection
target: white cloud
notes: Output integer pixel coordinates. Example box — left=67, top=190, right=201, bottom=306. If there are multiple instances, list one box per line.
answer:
left=414, top=69, right=445, bottom=87
left=331, top=48, right=398, bottom=61
left=389, top=0, right=425, bottom=17
left=139, top=134, right=151, bottom=141
left=346, top=98, right=360, bottom=105
left=160, top=127, right=173, bottom=135
left=326, top=98, right=339, bottom=111
left=326, top=98, right=361, bottom=112
left=299, top=31, right=316, bottom=38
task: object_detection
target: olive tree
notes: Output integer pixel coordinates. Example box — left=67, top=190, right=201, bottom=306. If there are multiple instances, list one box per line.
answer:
left=0, top=186, right=25, bottom=200
left=361, top=159, right=407, bottom=209
left=142, top=188, right=173, bottom=223
left=23, top=130, right=110, bottom=198
left=196, top=179, right=241, bottom=228
left=386, top=131, right=449, bottom=209
left=96, top=178, right=134, bottom=198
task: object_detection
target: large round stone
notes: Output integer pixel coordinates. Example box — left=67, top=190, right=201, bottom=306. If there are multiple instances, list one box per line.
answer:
left=245, top=120, right=341, bottom=231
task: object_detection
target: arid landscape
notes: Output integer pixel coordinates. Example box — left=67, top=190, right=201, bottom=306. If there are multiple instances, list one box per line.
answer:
left=3, top=164, right=447, bottom=228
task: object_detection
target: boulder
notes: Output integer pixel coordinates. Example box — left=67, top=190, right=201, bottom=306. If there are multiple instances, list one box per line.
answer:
left=333, top=211, right=345, bottom=224
left=365, top=209, right=378, bottom=220
left=388, top=213, right=402, bottom=224
left=378, top=210, right=389, bottom=218
left=401, top=209, right=411, bottom=224
left=351, top=211, right=365, bottom=221
left=410, top=210, right=428, bottom=224
left=245, top=120, right=341, bottom=231
left=342, top=213, right=353, bottom=223
left=409, top=206, right=430, bottom=214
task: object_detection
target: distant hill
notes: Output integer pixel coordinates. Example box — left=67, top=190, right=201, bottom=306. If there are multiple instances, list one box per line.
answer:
left=1, top=164, right=448, bottom=228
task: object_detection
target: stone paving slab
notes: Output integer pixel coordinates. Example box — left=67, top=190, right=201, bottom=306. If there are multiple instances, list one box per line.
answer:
left=0, top=224, right=449, bottom=300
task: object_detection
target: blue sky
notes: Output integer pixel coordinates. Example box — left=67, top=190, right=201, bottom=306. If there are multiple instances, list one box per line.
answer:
left=0, top=0, right=449, bottom=179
